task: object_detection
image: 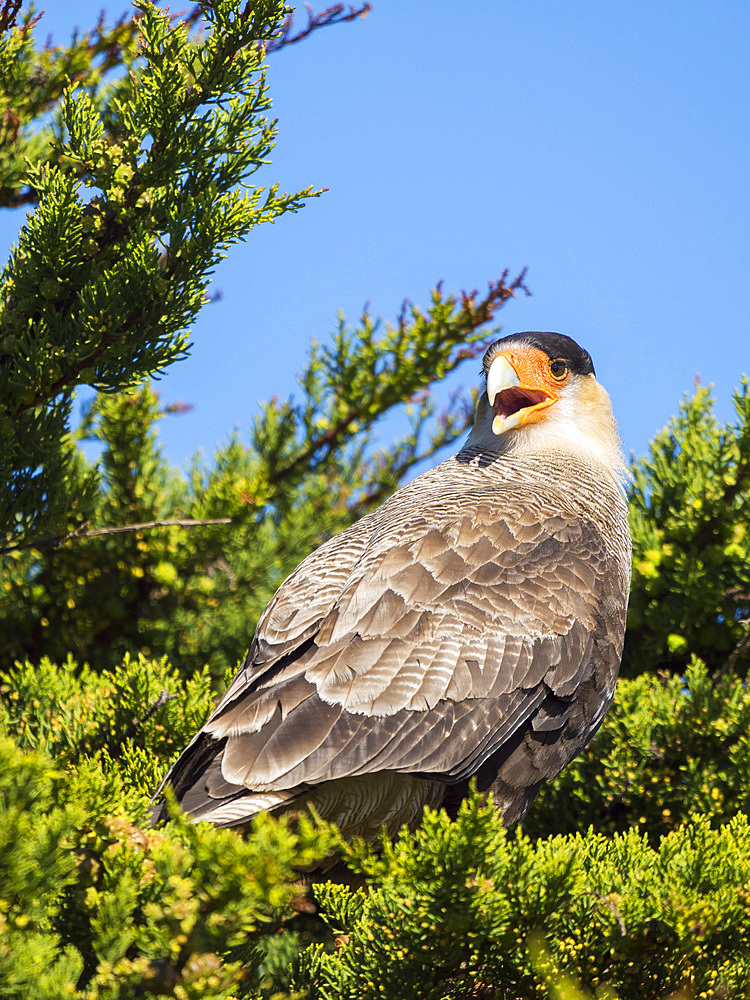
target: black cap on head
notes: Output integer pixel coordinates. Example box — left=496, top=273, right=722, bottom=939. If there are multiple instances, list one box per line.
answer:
left=482, top=332, right=595, bottom=378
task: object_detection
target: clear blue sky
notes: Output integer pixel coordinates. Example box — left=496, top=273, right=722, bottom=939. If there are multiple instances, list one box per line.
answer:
left=4, top=2, right=749, bottom=468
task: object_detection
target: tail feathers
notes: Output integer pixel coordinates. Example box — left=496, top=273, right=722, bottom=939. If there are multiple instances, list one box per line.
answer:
left=151, top=779, right=302, bottom=828
left=151, top=730, right=303, bottom=828
left=151, top=731, right=449, bottom=842
left=185, top=789, right=300, bottom=827
left=170, top=771, right=446, bottom=840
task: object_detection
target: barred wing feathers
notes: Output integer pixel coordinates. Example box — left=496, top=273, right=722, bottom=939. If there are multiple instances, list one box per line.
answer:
left=165, top=468, right=627, bottom=836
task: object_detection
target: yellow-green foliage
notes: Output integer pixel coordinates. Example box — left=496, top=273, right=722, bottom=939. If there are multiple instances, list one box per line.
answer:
left=5, top=373, right=748, bottom=687
left=2, top=3, right=750, bottom=998
left=4, top=654, right=750, bottom=997
left=0, top=738, right=86, bottom=998
left=0, top=0, right=316, bottom=547
left=301, top=794, right=750, bottom=999
left=0, top=729, right=338, bottom=1000
left=626, top=382, right=750, bottom=675
left=2, top=652, right=212, bottom=767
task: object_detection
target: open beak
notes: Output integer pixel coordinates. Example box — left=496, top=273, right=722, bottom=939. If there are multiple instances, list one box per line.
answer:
left=486, top=353, right=558, bottom=436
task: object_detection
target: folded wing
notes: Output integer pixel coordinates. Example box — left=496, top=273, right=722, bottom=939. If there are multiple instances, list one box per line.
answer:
left=161, top=486, right=626, bottom=835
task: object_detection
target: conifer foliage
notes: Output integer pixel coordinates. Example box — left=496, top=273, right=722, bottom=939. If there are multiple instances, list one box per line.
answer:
left=2, top=2, right=750, bottom=998
left=625, top=382, right=750, bottom=675
left=1, top=0, right=317, bottom=547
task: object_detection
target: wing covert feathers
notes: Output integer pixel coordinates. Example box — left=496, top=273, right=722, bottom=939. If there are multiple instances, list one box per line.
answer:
left=161, top=451, right=631, bottom=838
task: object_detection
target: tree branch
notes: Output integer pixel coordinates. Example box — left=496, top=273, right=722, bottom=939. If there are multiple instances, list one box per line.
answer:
left=266, top=3, right=372, bottom=54
left=269, top=412, right=359, bottom=488
left=0, top=517, right=232, bottom=555
left=266, top=270, right=529, bottom=490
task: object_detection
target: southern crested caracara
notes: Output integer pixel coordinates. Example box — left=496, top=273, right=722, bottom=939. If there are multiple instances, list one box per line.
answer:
left=156, top=332, right=631, bottom=838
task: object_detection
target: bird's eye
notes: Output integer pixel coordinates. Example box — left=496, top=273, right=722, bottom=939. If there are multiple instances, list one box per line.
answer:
left=550, top=359, right=568, bottom=379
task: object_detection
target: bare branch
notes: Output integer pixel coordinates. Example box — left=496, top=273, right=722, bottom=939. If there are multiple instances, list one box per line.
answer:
left=266, top=3, right=372, bottom=54
left=267, top=270, right=529, bottom=490
left=0, top=0, right=24, bottom=34
left=0, top=517, right=232, bottom=555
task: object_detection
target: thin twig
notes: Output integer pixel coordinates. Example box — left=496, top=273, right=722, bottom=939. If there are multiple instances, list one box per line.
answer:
left=591, top=891, right=626, bottom=936
left=70, top=517, right=233, bottom=537
left=266, top=3, right=372, bottom=53
left=112, top=688, right=178, bottom=758
left=0, top=0, right=41, bottom=35
left=0, top=0, right=22, bottom=33
left=1, top=517, right=232, bottom=555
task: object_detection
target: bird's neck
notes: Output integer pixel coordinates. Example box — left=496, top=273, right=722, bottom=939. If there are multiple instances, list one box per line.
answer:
left=462, top=393, right=628, bottom=489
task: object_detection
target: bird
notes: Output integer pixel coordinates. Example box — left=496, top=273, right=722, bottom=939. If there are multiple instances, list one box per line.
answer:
left=156, top=332, right=631, bottom=841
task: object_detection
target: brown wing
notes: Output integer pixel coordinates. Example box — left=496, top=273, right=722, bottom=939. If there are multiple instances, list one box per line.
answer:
left=163, top=491, right=625, bottom=825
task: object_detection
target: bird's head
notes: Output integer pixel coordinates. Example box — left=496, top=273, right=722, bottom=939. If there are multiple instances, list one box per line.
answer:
left=466, top=332, right=627, bottom=480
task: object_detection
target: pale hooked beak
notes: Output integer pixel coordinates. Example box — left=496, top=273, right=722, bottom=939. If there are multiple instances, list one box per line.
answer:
left=486, top=354, right=556, bottom=435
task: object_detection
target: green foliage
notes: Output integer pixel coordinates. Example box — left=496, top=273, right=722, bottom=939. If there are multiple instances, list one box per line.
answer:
left=298, top=793, right=750, bottom=999
left=2, top=389, right=189, bottom=670
left=3, top=2, right=750, bottom=997
left=5, top=651, right=750, bottom=997
left=0, top=737, right=86, bottom=999
left=0, top=659, right=338, bottom=999
left=625, top=381, right=750, bottom=675
left=1, top=652, right=213, bottom=774
left=0, top=0, right=316, bottom=546
left=0, top=6, right=142, bottom=209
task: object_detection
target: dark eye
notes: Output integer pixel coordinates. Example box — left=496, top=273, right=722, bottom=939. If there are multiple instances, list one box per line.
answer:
left=550, top=359, right=568, bottom=379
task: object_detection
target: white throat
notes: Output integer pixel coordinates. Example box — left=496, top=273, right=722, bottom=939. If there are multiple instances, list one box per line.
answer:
left=463, top=379, right=628, bottom=486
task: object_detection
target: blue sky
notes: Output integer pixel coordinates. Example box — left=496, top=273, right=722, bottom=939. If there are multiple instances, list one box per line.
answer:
left=5, top=2, right=749, bottom=469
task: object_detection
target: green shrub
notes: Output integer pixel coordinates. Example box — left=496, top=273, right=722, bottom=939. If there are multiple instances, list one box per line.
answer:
left=300, top=794, right=750, bottom=1000
left=626, top=383, right=750, bottom=677
left=0, top=731, right=338, bottom=999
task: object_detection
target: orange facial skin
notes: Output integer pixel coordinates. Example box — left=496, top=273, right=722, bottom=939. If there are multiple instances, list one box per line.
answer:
left=500, top=346, right=571, bottom=392
left=489, top=347, right=570, bottom=428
